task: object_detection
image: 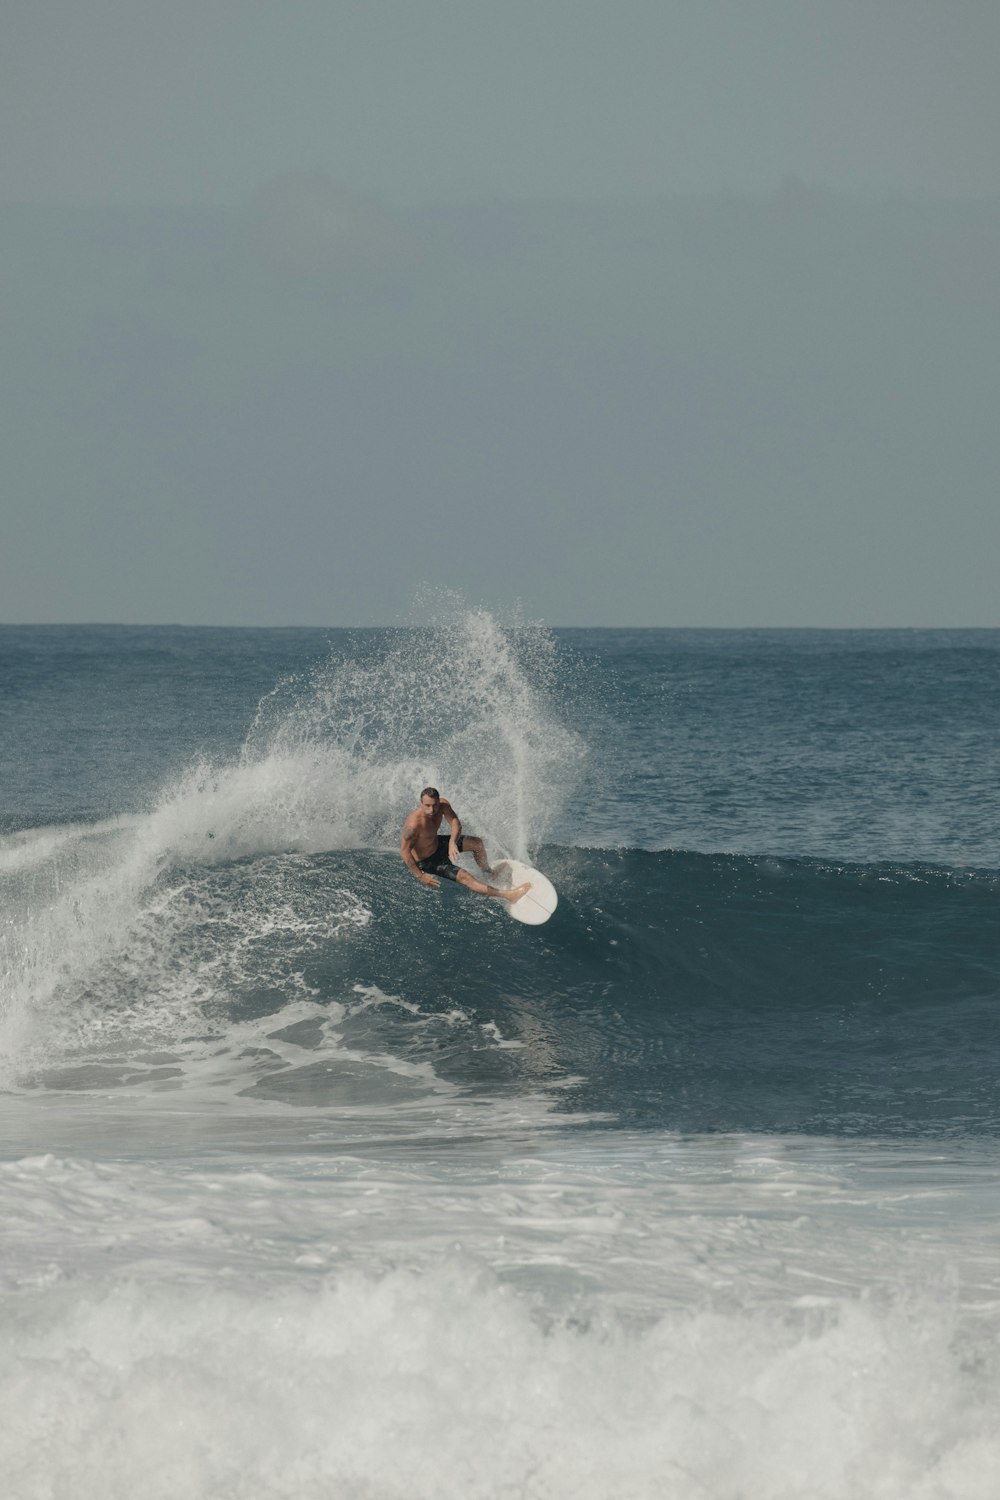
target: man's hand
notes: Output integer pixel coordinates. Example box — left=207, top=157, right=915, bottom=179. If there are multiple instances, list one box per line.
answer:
left=420, top=872, right=440, bottom=889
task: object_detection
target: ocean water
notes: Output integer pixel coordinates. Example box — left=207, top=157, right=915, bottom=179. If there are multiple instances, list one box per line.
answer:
left=1, top=616, right=998, bottom=1499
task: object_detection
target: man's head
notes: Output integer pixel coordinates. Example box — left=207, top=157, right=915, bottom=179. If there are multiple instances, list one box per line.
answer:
left=420, top=786, right=440, bottom=811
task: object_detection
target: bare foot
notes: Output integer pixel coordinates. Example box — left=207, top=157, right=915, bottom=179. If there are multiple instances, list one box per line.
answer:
left=503, top=881, right=531, bottom=904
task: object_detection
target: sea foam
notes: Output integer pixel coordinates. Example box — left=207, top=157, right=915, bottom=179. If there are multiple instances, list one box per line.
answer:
left=0, top=608, right=583, bottom=1081
left=1, top=1146, right=997, bottom=1500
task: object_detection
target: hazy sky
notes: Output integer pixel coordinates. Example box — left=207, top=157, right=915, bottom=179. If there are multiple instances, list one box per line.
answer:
left=3, top=2, right=999, bottom=626
left=5, top=0, right=1000, bottom=205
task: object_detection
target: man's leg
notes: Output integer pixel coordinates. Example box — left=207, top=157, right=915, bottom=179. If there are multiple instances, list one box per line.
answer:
left=455, top=869, right=529, bottom=904
left=459, top=835, right=492, bottom=875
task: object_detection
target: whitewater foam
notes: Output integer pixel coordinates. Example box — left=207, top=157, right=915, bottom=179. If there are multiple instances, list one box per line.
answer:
left=0, top=609, right=585, bottom=1084
left=246, top=607, right=588, bottom=857
left=1, top=1138, right=997, bottom=1500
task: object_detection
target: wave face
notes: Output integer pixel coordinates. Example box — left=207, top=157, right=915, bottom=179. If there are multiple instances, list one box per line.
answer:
left=3, top=834, right=996, bottom=1140
left=532, top=847, right=1000, bottom=1136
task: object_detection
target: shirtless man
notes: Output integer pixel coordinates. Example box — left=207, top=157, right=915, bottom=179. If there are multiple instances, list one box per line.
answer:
left=400, top=787, right=530, bottom=904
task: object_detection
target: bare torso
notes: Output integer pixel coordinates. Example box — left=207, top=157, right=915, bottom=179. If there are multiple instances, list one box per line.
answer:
left=401, top=799, right=453, bottom=861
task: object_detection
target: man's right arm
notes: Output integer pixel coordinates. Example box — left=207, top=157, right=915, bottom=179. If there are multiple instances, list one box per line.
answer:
left=400, top=824, right=438, bottom=886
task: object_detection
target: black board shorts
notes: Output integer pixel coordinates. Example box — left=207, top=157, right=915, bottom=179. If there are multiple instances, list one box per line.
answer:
left=417, top=834, right=467, bottom=882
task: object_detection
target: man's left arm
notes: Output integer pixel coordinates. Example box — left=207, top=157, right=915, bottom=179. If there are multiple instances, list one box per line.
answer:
left=441, top=800, right=462, bottom=861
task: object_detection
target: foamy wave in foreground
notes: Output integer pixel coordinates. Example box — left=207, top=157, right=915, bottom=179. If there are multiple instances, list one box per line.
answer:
left=5, top=1270, right=994, bottom=1500
left=1, top=1142, right=997, bottom=1500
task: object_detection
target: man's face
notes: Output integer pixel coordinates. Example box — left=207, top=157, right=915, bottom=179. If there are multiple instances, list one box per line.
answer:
left=421, top=795, right=439, bottom=816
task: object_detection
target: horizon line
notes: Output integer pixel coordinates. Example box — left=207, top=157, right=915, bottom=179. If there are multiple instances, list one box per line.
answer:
left=2, top=621, right=997, bottom=633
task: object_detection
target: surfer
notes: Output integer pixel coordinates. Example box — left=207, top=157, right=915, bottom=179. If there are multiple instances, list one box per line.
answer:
left=400, top=788, right=530, bottom=904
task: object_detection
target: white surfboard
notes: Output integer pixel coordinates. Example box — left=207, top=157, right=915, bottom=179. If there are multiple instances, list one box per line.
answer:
left=491, top=858, right=558, bottom=926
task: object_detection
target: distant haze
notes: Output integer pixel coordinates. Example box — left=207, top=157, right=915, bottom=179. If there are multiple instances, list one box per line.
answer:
left=3, top=3, right=998, bottom=625
left=5, top=2, right=1000, bottom=206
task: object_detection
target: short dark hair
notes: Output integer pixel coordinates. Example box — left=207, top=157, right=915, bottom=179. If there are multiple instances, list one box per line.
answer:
left=420, top=786, right=440, bottom=801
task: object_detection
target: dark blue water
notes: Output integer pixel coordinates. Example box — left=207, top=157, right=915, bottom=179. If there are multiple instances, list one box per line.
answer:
left=2, top=622, right=997, bottom=1140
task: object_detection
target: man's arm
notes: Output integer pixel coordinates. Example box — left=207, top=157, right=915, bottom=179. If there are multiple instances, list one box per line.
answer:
left=400, top=822, right=439, bottom=887
left=440, top=800, right=462, bottom=861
